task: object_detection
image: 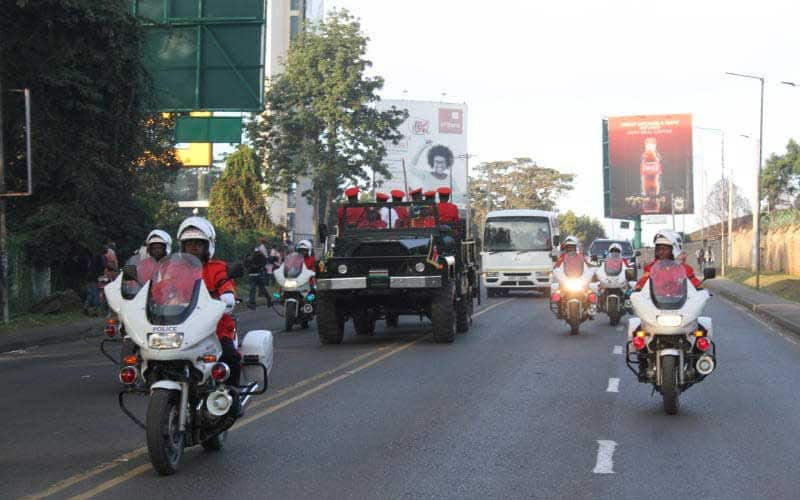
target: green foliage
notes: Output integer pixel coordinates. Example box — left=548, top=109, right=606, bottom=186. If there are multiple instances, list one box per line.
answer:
left=248, top=9, right=406, bottom=226
left=558, top=210, right=607, bottom=249
left=469, top=157, right=575, bottom=228
left=0, top=0, right=180, bottom=289
left=764, top=208, right=800, bottom=229
left=762, top=139, right=800, bottom=209
left=208, top=145, right=273, bottom=234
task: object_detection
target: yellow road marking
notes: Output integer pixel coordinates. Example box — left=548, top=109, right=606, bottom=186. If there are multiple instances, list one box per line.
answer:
left=26, top=298, right=514, bottom=499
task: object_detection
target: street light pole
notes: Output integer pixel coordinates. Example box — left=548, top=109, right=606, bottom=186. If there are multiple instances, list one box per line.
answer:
left=725, top=72, right=764, bottom=288
left=696, top=126, right=725, bottom=275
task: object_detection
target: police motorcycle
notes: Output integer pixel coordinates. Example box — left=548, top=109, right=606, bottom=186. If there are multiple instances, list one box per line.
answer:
left=591, top=249, right=631, bottom=326
left=104, top=253, right=274, bottom=475
left=550, top=252, right=598, bottom=335
left=625, top=260, right=716, bottom=415
left=273, top=252, right=316, bottom=331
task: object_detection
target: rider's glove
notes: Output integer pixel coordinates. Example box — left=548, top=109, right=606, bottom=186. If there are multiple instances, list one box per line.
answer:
left=220, top=292, right=236, bottom=313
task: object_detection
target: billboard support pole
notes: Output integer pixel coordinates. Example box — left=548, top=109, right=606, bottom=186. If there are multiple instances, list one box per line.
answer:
left=633, top=216, right=642, bottom=249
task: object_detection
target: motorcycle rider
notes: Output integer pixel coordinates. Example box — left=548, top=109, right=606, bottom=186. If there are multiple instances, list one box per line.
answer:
left=606, top=243, right=632, bottom=267
left=177, top=217, right=242, bottom=389
left=145, top=229, right=172, bottom=261
left=633, top=229, right=702, bottom=292
left=295, top=240, right=316, bottom=271
left=553, top=235, right=583, bottom=269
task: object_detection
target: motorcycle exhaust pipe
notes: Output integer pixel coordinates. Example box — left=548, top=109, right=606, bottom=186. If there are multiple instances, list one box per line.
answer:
left=696, top=355, right=715, bottom=376
left=206, top=389, right=233, bottom=417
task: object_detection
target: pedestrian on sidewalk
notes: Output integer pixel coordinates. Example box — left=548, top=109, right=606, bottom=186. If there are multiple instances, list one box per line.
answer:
left=246, top=238, right=270, bottom=309
left=695, top=245, right=706, bottom=270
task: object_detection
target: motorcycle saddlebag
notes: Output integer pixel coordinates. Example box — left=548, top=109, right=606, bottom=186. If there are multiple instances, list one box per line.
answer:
left=241, top=330, right=274, bottom=390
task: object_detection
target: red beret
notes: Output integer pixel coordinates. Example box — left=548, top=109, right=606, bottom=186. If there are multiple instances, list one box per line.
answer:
left=423, top=190, right=436, bottom=199
left=409, top=187, right=423, bottom=195
left=437, top=187, right=452, bottom=196
left=390, top=189, right=405, bottom=200
left=376, top=192, right=389, bottom=201
left=345, top=186, right=359, bottom=198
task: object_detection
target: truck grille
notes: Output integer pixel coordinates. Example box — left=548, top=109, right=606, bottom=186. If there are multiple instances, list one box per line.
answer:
left=352, top=242, right=409, bottom=257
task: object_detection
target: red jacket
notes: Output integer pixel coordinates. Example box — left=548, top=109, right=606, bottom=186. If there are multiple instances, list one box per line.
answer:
left=203, top=260, right=237, bottom=341
left=634, top=260, right=702, bottom=290
left=438, top=202, right=459, bottom=223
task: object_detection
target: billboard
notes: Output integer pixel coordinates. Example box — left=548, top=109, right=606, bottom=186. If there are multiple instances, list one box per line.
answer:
left=376, top=100, right=468, bottom=206
left=607, top=114, right=693, bottom=218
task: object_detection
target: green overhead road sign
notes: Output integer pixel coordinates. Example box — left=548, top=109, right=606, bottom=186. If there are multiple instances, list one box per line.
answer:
left=131, top=0, right=266, bottom=112
left=175, top=116, right=243, bottom=143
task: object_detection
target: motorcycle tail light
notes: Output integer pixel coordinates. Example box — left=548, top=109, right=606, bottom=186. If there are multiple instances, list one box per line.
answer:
left=211, top=362, right=230, bottom=382
left=119, top=366, right=138, bottom=385
left=551, top=292, right=561, bottom=303
left=696, top=337, right=710, bottom=352
left=104, top=319, right=118, bottom=337
left=632, top=336, right=646, bottom=351
left=588, top=293, right=597, bottom=304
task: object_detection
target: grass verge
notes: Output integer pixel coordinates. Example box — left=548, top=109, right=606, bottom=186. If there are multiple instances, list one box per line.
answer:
left=724, top=267, right=800, bottom=303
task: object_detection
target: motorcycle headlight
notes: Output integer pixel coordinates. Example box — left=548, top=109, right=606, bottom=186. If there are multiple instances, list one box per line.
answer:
left=284, top=279, right=298, bottom=288
left=148, top=332, right=183, bottom=349
left=565, top=278, right=584, bottom=292
left=656, top=315, right=683, bottom=327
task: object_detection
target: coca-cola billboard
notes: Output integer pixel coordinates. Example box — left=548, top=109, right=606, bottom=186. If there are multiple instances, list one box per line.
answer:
left=606, top=114, right=694, bottom=218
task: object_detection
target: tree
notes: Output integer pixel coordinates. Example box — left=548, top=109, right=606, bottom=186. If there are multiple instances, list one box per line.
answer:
left=0, top=0, right=179, bottom=289
left=208, top=145, right=273, bottom=234
left=558, top=211, right=606, bottom=249
left=762, top=139, right=800, bottom=209
left=704, top=178, right=751, bottom=225
left=469, top=158, right=574, bottom=228
left=248, top=9, right=406, bottom=230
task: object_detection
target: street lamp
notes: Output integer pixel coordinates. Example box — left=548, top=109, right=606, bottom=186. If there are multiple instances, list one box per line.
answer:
left=724, top=72, right=764, bottom=289
left=695, top=126, right=727, bottom=275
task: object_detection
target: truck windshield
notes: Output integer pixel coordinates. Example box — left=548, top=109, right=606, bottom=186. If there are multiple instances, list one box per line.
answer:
left=484, top=217, right=551, bottom=252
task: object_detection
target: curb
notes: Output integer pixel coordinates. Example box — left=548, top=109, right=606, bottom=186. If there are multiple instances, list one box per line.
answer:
left=0, top=317, right=106, bottom=353
left=708, top=282, right=800, bottom=336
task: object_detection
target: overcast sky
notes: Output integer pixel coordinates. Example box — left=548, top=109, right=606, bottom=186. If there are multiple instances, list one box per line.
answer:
left=329, top=0, right=799, bottom=240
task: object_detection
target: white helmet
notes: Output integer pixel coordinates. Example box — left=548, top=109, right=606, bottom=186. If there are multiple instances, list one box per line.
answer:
left=608, top=243, right=623, bottom=254
left=178, top=216, right=216, bottom=258
left=296, top=239, right=312, bottom=255
left=653, top=229, right=683, bottom=257
left=563, top=235, right=579, bottom=248
left=145, top=229, right=172, bottom=257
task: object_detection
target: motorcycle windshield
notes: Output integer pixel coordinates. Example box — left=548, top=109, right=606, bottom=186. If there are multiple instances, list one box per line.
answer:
left=563, top=252, right=585, bottom=278
left=147, top=253, right=204, bottom=325
left=283, top=253, right=305, bottom=279
left=604, top=257, right=623, bottom=276
left=121, top=255, right=160, bottom=299
left=649, top=260, right=688, bottom=310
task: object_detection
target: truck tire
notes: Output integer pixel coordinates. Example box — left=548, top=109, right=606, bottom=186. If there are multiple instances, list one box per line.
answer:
left=456, top=290, right=472, bottom=333
left=317, top=294, right=344, bottom=345
left=355, top=313, right=376, bottom=336
left=431, top=281, right=456, bottom=343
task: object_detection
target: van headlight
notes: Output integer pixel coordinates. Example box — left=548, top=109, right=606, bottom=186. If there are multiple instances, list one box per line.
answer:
left=656, top=315, right=683, bottom=327
left=486, top=272, right=499, bottom=277
left=148, top=332, right=183, bottom=349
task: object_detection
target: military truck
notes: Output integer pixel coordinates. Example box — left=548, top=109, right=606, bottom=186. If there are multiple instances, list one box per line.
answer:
left=315, top=200, right=479, bottom=344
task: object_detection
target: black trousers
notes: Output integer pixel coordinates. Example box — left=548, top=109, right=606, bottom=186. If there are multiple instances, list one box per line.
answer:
left=220, top=337, right=241, bottom=386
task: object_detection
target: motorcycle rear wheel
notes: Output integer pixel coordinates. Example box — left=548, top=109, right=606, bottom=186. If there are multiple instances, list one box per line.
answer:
left=146, top=389, right=184, bottom=475
left=661, top=355, right=680, bottom=415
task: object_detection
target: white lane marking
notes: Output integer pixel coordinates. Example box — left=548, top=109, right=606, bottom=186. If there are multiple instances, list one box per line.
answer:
left=593, top=440, right=617, bottom=474
left=473, top=297, right=514, bottom=318
left=612, top=345, right=623, bottom=355
left=605, top=378, right=620, bottom=392
left=616, top=326, right=624, bottom=332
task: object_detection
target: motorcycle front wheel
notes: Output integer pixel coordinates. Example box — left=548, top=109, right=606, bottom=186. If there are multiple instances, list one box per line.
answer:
left=285, top=306, right=296, bottom=331
left=568, top=319, right=580, bottom=335
left=201, top=431, right=227, bottom=451
left=661, top=355, right=680, bottom=415
left=146, top=389, right=184, bottom=475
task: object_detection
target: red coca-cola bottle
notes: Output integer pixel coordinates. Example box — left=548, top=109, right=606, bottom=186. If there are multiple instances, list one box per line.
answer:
left=640, top=137, right=662, bottom=197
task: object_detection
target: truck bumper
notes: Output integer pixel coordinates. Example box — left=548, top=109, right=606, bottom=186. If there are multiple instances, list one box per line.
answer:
left=318, top=275, right=442, bottom=291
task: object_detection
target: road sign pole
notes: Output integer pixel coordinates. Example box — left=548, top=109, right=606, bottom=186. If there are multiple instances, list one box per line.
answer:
left=633, top=216, right=642, bottom=249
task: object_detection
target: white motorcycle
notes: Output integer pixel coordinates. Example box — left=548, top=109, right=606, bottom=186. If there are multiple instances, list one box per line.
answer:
left=626, top=260, right=716, bottom=415
left=550, top=252, right=598, bottom=335
left=105, top=253, right=274, bottom=475
left=592, top=255, right=631, bottom=326
left=273, top=252, right=316, bottom=331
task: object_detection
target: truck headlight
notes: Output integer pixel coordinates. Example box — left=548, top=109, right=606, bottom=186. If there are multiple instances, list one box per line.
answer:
left=657, top=315, right=683, bottom=327
left=337, top=264, right=348, bottom=275
left=148, top=332, right=183, bottom=349
left=414, top=262, right=426, bottom=273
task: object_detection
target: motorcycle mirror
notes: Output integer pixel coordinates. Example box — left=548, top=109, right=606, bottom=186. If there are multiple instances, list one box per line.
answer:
left=121, top=264, right=138, bottom=282
left=550, top=254, right=558, bottom=263
left=552, top=235, right=560, bottom=247
left=318, top=223, right=328, bottom=241
left=228, top=262, right=244, bottom=280
left=625, top=268, right=637, bottom=282
left=703, top=267, right=716, bottom=281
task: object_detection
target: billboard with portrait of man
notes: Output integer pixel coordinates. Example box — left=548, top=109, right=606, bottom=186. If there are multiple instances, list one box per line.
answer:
left=605, top=114, right=694, bottom=218
left=376, top=100, right=468, bottom=207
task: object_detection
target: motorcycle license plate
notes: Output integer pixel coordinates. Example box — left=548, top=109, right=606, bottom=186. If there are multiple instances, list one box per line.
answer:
left=368, top=268, right=389, bottom=288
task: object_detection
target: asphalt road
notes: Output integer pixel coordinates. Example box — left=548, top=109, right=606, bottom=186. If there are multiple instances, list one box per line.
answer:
left=3, top=291, right=800, bottom=499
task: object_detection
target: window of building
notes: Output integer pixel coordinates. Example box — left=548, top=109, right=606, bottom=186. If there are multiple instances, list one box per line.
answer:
left=287, top=182, right=297, bottom=209
left=290, top=0, right=301, bottom=11
left=287, top=211, right=296, bottom=231
left=290, top=15, right=300, bottom=40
